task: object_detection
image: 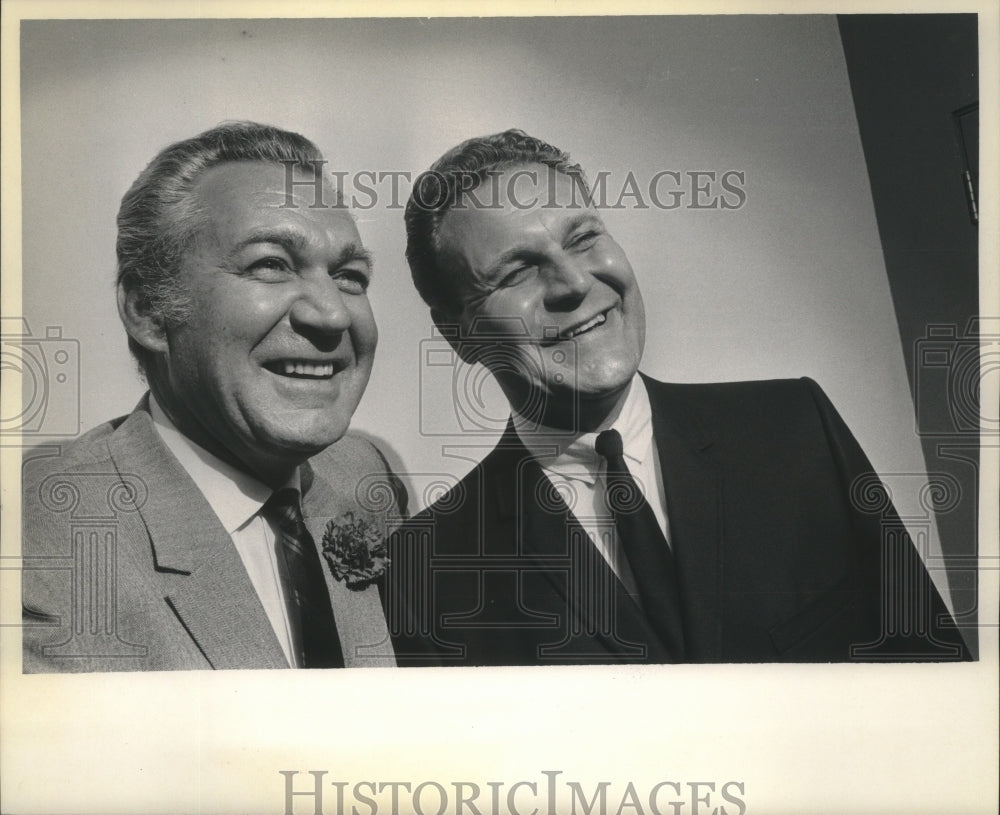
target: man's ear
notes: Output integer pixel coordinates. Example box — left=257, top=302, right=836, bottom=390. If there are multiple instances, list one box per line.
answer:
left=431, top=306, right=479, bottom=365
left=117, top=281, right=169, bottom=355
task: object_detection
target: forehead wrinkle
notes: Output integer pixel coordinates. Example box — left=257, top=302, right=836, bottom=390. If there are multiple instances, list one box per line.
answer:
left=229, top=225, right=311, bottom=257
left=553, top=210, right=603, bottom=236
left=223, top=223, right=371, bottom=270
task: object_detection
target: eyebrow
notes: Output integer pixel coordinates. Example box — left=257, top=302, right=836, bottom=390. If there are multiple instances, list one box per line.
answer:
left=336, top=242, right=375, bottom=272
left=482, top=212, right=602, bottom=279
left=231, top=227, right=309, bottom=257
left=230, top=227, right=373, bottom=270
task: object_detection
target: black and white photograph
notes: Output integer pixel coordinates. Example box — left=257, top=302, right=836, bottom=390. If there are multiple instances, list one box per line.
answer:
left=1, top=1, right=996, bottom=813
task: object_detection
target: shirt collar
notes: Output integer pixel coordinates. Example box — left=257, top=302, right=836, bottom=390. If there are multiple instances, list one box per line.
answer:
left=148, top=394, right=283, bottom=533
left=513, top=374, right=653, bottom=485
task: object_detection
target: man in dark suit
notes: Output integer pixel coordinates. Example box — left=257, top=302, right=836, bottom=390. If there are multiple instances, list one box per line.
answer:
left=387, top=129, right=970, bottom=665
left=22, top=122, right=402, bottom=671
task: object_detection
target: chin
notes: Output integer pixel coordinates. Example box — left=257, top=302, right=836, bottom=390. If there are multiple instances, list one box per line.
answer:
left=579, top=368, right=637, bottom=397
left=260, top=417, right=352, bottom=458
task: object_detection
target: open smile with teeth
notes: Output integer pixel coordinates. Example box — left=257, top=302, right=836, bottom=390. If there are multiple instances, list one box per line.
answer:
left=565, top=310, right=609, bottom=339
left=267, top=360, right=337, bottom=379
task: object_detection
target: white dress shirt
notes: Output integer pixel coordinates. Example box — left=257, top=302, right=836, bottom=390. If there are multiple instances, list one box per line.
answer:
left=513, top=376, right=670, bottom=597
left=149, top=396, right=300, bottom=667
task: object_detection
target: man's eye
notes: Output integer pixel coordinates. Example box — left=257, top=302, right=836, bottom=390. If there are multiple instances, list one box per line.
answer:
left=569, top=231, right=600, bottom=250
left=498, top=266, right=534, bottom=288
left=333, top=269, right=370, bottom=294
left=247, top=257, right=292, bottom=276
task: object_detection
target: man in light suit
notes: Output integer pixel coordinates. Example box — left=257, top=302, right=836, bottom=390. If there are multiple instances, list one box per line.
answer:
left=22, top=122, right=403, bottom=671
left=387, top=129, right=970, bottom=665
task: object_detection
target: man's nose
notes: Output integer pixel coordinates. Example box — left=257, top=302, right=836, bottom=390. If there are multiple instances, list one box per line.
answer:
left=288, top=275, right=353, bottom=337
left=543, top=253, right=594, bottom=308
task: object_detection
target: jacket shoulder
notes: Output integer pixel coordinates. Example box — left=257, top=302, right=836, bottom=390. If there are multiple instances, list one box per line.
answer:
left=22, top=415, right=130, bottom=486
left=308, top=432, right=409, bottom=518
left=395, top=435, right=524, bottom=537
left=644, top=374, right=822, bottom=407
left=644, top=375, right=834, bottom=434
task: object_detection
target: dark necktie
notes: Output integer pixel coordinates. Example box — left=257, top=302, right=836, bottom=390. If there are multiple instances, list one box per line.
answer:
left=595, top=429, right=686, bottom=660
left=263, top=487, right=344, bottom=668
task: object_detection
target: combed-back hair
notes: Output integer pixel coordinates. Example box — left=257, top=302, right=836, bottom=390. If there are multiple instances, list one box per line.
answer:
left=116, top=121, right=324, bottom=375
left=404, top=129, right=588, bottom=317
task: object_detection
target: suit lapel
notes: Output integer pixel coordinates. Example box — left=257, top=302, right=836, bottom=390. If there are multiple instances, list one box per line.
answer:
left=301, top=470, right=395, bottom=667
left=106, top=402, right=288, bottom=669
left=643, top=375, right=723, bottom=662
left=492, top=423, right=666, bottom=661
left=490, top=426, right=574, bottom=581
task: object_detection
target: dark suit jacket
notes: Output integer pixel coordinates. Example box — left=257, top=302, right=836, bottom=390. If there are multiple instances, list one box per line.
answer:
left=387, top=376, right=970, bottom=664
left=22, top=398, right=403, bottom=672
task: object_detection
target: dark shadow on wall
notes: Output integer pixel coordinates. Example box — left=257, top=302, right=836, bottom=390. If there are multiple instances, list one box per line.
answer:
left=838, top=13, right=980, bottom=656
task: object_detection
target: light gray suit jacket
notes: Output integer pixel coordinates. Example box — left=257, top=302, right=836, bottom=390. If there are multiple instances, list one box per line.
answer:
left=21, top=398, right=403, bottom=672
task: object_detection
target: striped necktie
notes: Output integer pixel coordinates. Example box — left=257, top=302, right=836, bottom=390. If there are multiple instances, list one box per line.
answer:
left=263, top=487, right=344, bottom=668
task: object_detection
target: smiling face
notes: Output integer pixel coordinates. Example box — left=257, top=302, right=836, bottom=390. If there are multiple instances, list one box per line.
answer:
left=147, top=161, right=377, bottom=483
left=436, top=165, right=646, bottom=431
